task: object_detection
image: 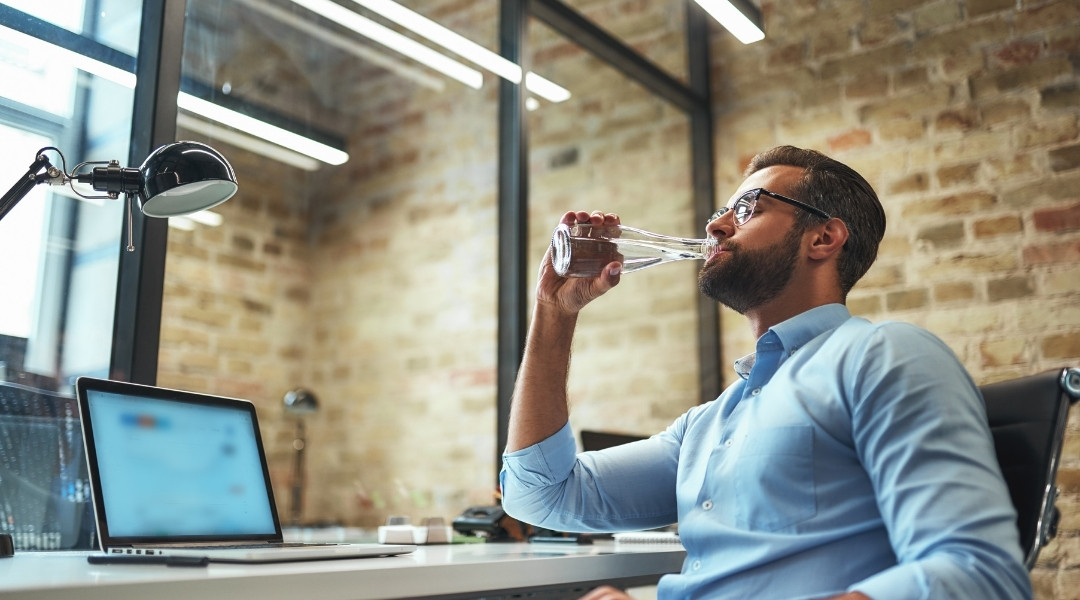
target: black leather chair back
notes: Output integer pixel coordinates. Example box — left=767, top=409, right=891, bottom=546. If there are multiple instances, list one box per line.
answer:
left=980, top=367, right=1080, bottom=569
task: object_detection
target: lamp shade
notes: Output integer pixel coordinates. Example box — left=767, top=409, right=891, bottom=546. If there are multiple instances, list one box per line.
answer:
left=138, top=141, right=238, bottom=217
left=283, top=388, right=319, bottom=415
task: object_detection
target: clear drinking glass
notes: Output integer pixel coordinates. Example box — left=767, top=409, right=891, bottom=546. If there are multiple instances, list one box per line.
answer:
left=550, top=223, right=717, bottom=278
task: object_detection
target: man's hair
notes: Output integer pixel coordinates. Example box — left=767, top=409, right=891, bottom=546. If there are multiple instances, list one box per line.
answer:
left=745, top=146, right=886, bottom=298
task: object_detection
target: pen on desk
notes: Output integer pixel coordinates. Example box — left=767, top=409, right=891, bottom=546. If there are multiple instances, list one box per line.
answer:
left=87, top=554, right=209, bottom=567
left=529, top=536, right=593, bottom=545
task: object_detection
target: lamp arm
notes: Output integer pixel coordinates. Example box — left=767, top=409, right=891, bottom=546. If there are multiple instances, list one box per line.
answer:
left=0, top=152, right=54, bottom=222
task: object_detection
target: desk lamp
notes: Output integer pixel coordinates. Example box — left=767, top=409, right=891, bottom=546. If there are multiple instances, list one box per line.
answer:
left=0, top=141, right=238, bottom=250
left=284, top=387, right=319, bottom=525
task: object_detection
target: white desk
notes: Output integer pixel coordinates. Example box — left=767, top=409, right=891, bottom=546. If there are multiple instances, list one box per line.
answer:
left=0, top=541, right=686, bottom=600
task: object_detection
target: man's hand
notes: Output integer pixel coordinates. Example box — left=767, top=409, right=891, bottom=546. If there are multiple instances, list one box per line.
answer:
left=578, top=586, right=634, bottom=600
left=536, top=211, right=622, bottom=316
left=577, top=586, right=872, bottom=599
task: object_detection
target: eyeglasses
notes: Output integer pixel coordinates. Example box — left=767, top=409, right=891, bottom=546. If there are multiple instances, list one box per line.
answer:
left=708, top=188, right=832, bottom=226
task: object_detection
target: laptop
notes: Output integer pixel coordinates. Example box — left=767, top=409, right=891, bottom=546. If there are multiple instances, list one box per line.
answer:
left=75, top=376, right=416, bottom=563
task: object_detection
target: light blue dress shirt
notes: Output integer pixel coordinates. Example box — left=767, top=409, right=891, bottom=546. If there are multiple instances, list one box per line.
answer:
left=500, top=304, right=1031, bottom=600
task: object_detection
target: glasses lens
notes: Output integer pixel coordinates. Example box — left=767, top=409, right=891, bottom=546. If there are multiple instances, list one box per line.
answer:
left=733, top=194, right=755, bottom=225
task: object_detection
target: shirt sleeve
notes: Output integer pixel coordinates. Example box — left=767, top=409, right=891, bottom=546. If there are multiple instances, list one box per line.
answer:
left=500, top=422, right=681, bottom=533
left=844, top=323, right=1032, bottom=600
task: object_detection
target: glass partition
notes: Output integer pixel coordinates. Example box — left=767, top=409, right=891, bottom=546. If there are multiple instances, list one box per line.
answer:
left=167, top=0, right=501, bottom=527
left=0, top=0, right=142, bottom=550
left=527, top=16, right=701, bottom=439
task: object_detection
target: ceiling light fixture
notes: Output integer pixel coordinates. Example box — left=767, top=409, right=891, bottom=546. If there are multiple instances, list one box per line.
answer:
left=347, top=0, right=572, bottom=103
left=1, top=24, right=349, bottom=168
left=694, top=0, right=765, bottom=44
left=236, top=0, right=447, bottom=92
left=288, top=0, right=484, bottom=90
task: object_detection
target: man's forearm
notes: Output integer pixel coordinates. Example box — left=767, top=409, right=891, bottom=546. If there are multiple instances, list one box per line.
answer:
left=505, top=304, right=578, bottom=452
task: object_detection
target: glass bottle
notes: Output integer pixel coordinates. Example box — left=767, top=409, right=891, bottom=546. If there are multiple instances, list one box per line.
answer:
left=550, top=222, right=717, bottom=278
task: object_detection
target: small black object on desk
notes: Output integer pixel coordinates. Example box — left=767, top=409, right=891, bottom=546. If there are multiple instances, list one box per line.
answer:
left=0, top=533, right=13, bottom=558
left=87, top=554, right=209, bottom=567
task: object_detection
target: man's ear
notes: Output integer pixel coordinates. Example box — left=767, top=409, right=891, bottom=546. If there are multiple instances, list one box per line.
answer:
left=806, top=218, right=849, bottom=261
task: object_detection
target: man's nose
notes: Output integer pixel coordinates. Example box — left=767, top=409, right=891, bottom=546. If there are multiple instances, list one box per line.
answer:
left=706, top=210, right=733, bottom=239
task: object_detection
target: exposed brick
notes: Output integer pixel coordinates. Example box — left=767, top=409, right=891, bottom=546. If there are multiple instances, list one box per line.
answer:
left=987, top=275, right=1036, bottom=301
left=1016, top=0, right=1080, bottom=35
left=1001, top=171, right=1080, bottom=206
left=974, top=215, right=1023, bottom=238
left=913, top=0, right=962, bottom=33
left=767, top=42, right=807, bottom=70
left=913, top=19, right=1010, bottom=59
left=886, top=288, right=930, bottom=311
left=1042, top=83, right=1080, bottom=110
left=918, top=252, right=1018, bottom=279
left=903, top=191, right=997, bottom=218
left=821, top=42, right=911, bottom=80
left=1041, top=333, right=1080, bottom=359
left=868, top=0, right=932, bottom=17
left=1049, top=24, right=1080, bottom=53
left=847, top=294, right=883, bottom=316
left=812, top=28, right=851, bottom=58
left=859, top=16, right=903, bottom=47
left=917, top=221, right=966, bottom=247
left=990, top=40, right=1042, bottom=67
left=933, top=281, right=976, bottom=302
left=1018, top=115, right=1080, bottom=149
left=888, top=172, right=930, bottom=194
left=896, top=67, right=930, bottom=90
left=827, top=129, right=873, bottom=152
left=986, top=155, right=1036, bottom=181
left=934, top=107, right=980, bottom=132
left=971, top=57, right=1076, bottom=100
left=879, top=118, right=927, bottom=141
left=979, top=337, right=1027, bottom=367
left=936, top=163, right=979, bottom=187
left=980, top=98, right=1031, bottom=126
left=1033, top=203, right=1080, bottom=233
left=1023, top=240, right=1080, bottom=265
left=1050, top=144, right=1080, bottom=172
left=858, top=86, right=954, bottom=122
left=846, top=72, right=890, bottom=99
left=859, top=263, right=906, bottom=288
left=967, top=0, right=1015, bottom=17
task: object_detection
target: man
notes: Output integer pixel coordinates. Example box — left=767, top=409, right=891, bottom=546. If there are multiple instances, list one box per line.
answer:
left=499, top=146, right=1031, bottom=600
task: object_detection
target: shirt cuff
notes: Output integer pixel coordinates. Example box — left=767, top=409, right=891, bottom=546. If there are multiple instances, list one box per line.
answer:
left=848, top=563, right=929, bottom=600
left=501, top=422, right=577, bottom=487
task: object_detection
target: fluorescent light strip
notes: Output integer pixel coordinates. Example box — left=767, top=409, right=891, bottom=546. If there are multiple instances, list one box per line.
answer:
left=185, top=210, right=224, bottom=227
left=177, top=112, right=320, bottom=171
left=177, top=94, right=348, bottom=166
left=236, top=0, right=446, bottom=92
left=349, top=0, right=572, bottom=103
left=1, top=25, right=347, bottom=167
left=288, top=0, right=483, bottom=89
left=694, top=0, right=765, bottom=44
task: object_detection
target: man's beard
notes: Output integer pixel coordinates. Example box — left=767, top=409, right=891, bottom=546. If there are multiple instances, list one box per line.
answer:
left=697, top=226, right=803, bottom=314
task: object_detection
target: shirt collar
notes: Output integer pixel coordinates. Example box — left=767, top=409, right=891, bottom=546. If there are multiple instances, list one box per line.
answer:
left=733, top=303, right=852, bottom=380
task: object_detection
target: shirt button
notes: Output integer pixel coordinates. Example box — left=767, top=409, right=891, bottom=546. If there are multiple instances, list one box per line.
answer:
left=751, top=388, right=761, bottom=396
left=724, top=439, right=733, bottom=448
left=692, top=560, right=702, bottom=570
left=702, top=499, right=714, bottom=511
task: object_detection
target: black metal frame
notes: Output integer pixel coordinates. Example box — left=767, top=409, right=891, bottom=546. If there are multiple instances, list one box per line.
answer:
left=496, top=0, right=720, bottom=473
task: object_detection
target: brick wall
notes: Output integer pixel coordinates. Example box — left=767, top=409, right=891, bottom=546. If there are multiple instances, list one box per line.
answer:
left=159, top=0, right=1079, bottom=595
left=710, top=1, right=1080, bottom=597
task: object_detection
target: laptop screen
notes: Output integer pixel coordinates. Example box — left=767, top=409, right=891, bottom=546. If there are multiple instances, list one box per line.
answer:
left=81, top=384, right=278, bottom=540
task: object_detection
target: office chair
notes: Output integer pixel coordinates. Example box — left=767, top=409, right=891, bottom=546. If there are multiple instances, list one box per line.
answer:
left=0, top=381, right=94, bottom=550
left=979, top=367, right=1080, bottom=570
